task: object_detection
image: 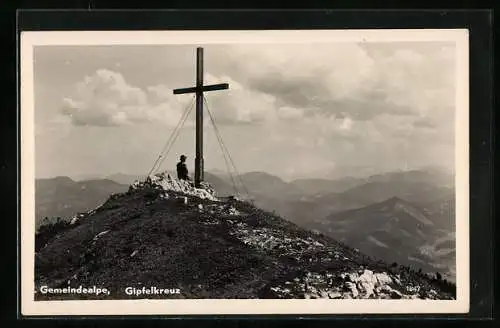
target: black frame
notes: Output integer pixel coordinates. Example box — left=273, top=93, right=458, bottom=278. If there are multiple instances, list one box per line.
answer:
left=15, top=9, right=494, bottom=321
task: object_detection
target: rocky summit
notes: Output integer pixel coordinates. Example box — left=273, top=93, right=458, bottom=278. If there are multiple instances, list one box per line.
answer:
left=35, top=172, right=456, bottom=300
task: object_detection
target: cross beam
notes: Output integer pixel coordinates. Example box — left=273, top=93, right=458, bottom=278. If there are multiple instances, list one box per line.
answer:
left=173, top=83, right=229, bottom=95
left=172, top=47, right=229, bottom=188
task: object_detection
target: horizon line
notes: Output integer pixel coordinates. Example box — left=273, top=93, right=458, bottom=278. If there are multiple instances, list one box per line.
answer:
left=35, top=166, right=454, bottom=182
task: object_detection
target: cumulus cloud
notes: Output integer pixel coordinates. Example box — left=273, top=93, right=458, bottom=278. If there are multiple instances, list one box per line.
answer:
left=412, top=117, right=437, bottom=129
left=216, top=42, right=455, bottom=126
left=276, top=106, right=305, bottom=120
left=61, top=68, right=303, bottom=127
left=37, top=42, right=458, bottom=179
left=61, top=69, right=149, bottom=126
left=61, top=69, right=195, bottom=127
left=339, top=117, right=353, bottom=131
left=61, top=42, right=454, bottom=132
left=202, top=73, right=278, bottom=125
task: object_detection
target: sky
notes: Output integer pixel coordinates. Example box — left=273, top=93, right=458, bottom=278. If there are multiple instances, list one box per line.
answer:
left=33, top=41, right=456, bottom=181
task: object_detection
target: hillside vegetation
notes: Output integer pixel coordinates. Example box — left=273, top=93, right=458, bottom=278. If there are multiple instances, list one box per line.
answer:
left=35, top=176, right=455, bottom=300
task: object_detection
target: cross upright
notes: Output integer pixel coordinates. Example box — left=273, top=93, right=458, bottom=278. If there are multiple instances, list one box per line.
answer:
left=173, top=47, right=229, bottom=188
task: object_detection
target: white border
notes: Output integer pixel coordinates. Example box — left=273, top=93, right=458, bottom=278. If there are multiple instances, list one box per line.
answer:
left=20, top=29, right=469, bottom=316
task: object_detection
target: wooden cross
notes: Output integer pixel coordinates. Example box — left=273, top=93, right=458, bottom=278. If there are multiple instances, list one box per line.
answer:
left=173, top=47, right=229, bottom=188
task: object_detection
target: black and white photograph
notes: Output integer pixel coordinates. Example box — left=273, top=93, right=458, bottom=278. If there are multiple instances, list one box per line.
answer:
left=21, top=29, right=469, bottom=315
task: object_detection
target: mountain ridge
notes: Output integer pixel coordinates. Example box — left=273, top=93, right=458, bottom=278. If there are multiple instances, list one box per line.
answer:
left=35, top=176, right=456, bottom=300
left=35, top=169, right=456, bottom=283
left=308, top=196, right=456, bottom=282
left=35, top=176, right=129, bottom=229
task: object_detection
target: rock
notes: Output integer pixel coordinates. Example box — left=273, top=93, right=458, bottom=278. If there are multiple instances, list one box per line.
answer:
left=374, top=272, right=393, bottom=285
left=328, top=292, right=342, bottom=299
left=131, top=173, right=218, bottom=201
left=390, top=289, right=403, bottom=299
left=93, top=230, right=110, bottom=241
left=345, top=282, right=359, bottom=298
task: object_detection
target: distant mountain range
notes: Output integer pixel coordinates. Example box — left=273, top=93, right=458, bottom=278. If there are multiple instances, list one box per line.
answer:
left=35, top=177, right=456, bottom=300
left=36, top=168, right=455, bottom=281
left=35, top=176, right=128, bottom=229
left=307, top=196, right=455, bottom=282
left=215, top=169, right=454, bottom=226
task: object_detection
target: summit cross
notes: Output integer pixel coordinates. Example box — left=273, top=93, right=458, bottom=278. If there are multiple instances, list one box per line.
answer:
left=173, top=47, right=229, bottom=188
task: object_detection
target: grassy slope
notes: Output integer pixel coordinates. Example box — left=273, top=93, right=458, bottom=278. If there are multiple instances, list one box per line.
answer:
left=35, top=187, right=455, bottom=300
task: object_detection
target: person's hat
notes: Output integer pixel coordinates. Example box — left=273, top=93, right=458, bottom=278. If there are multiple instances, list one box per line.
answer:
left=180, top=155, right=187, bottom=160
